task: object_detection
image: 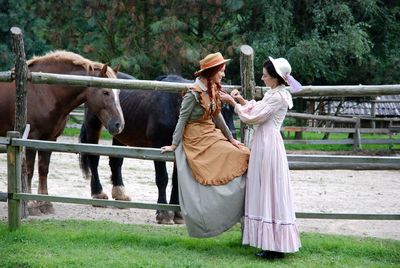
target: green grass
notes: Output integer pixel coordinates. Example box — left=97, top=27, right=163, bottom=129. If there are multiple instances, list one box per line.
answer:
left=63, top=127, right=112, bottom=140
left=0, top=220, right=399, bottom=267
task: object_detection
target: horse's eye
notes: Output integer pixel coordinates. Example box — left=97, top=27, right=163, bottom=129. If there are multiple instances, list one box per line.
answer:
left=103, top=91, right=110, bottom=96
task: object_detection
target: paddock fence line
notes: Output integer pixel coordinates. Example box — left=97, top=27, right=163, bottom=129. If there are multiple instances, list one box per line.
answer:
left=283, top=112, right=400, bottom=149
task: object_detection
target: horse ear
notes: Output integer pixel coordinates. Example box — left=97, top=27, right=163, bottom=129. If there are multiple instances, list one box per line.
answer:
left=113, top=64, right=120, bottom=74
left=99, top=64, right=108, bottom=77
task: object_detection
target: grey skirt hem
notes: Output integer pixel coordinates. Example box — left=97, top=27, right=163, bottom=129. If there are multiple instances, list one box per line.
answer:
left=175, top=143, right=246, bottom=238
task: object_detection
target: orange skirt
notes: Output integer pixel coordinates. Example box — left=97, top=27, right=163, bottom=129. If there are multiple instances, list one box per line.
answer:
left=183, top=119, right=250, bottom=185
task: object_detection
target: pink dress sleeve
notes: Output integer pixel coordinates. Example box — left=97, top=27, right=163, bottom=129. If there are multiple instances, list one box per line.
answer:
left=234, top=92, right=284, bottom=125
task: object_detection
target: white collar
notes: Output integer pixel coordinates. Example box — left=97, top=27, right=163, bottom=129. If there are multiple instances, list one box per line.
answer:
left=194, top=78, right=208, bottom=92
left=267, top=85, right=293, bottom=109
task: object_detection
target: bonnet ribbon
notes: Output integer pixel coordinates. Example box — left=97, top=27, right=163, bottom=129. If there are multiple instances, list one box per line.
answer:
left=286, top=74, right=302, bottom=93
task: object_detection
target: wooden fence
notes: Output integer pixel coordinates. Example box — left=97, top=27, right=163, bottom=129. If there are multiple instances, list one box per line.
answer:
left=2, top=132, right=400, bottom=230
left=1, top=30, right=400, bottom=231
left=283, top=112, right=400, bottom=149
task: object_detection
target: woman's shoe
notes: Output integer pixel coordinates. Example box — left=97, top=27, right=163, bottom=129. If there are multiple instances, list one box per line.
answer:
left=268, top=251, right=284, bottom=259
left=255, top=250, right=284, bottom=259
left=255, top=250, right=269, bottom=258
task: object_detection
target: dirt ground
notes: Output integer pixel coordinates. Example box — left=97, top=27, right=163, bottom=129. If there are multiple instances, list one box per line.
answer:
left=0, top=136, right=399, bottom=240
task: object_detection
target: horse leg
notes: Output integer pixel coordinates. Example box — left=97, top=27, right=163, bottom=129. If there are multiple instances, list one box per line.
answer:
left=88, top=154, right=109, bottom=200
left=170, top=163, right=184, bottom=224
left=36, top=150, right=55, bottom=214
left=25, top=149, right=36, bottom=194
left=110, top=138, right=130, bottom=201
left=154, top=161, right=173, bottom=225
left=25, top=149, right=43, bottom=216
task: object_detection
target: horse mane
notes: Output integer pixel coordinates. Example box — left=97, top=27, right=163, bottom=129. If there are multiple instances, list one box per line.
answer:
left=27, top=50, right=116, bottom=78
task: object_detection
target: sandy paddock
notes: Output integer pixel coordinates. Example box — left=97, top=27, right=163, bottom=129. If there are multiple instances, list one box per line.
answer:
left=0, top=136, right=399, bottom=240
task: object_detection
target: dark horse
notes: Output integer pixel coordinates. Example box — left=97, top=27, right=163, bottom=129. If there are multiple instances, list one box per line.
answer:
left=79, top=74, right=236, bottom=224
left=0, top=50, right=125, bottom=214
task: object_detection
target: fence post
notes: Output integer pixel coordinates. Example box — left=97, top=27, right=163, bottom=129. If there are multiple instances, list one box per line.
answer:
left=7, top=131, right=22, bottom=231
left=239, top=45, right=255, bottom=147
left=353, top=117, right=362, bottom=150
left=11, top=26, right=29, bottom=217
left=370, top=97, right=376, bottom=129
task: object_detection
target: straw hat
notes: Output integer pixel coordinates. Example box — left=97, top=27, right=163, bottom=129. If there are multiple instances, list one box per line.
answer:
left=268, top=56, right=291, bottom=81
left=194, top=52, right=230, bottom=76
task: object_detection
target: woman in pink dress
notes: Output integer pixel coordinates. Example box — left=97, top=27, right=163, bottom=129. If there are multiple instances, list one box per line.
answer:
left=220, top=56, right=302, bottom=259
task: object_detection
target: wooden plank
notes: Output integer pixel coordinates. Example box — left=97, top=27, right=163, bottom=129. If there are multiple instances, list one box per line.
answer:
left=0, top=137, right=10, bottom=145
left=282, top=126, right=391, bottom=134
left=11, top=194, right=400, bottom=220
left=285, top=138, right=400, bottom=145
left=13, top=193, right=181, bottom=211
left=286, top=112, right=357, bottom=123
left=66, top=124, right=82, bottom=129
left=22, top=124, right=30, bottom=139
left=0, top=192, right=7, bottom=202
left=284, top=139, right=355, bottom=145
left=69, top=112, right=84, bottom=117
left=341, top=115, right=400, bottom=122
left=7, top=131, right=21, bottom=230
left=287, top=154, right=400, bottom=164
left=11, top=138, right=175, bottom=162
left=283, top=127, right=356, bottom=133
left=289, top=162, right=400, bottom=170
left=296, top=212, right=400, bottom=220
left=0, top=71, right=13, bottom=82
left=30, top=72, right=240, bottom=93
left=361, top=139, right=400, bottom=144
left=255, top=84, right=400, bottom=98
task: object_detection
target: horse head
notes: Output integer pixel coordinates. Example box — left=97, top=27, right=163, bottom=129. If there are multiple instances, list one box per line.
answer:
left=86, top=64, right=125, bottom=135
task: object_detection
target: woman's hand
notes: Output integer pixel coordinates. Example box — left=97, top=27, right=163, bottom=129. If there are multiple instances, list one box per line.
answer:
left=230, top=89, right=246, bottom=105
left=230, top=89, right=241, bottom=98
left=219, top=91, right=235, bottom=106
left=229, top=138, right=243, bottom=149
left=161, top=144, right=177, bottom=153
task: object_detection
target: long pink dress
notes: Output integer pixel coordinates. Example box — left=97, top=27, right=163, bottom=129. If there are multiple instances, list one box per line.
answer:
left=235, top=85, right=301, bottom=253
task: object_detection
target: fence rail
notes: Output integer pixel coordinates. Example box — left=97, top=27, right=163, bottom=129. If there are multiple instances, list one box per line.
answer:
left=4, top=138, right=400, bottom=170
left=4, top=135, right=400, bottom=226
left=284, top=112, right=399, bottom=148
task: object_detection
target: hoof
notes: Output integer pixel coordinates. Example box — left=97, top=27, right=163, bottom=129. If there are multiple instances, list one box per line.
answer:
left=92, top=192, right=109, bottom=207
left=92, top=192, right=109, bottom=199
left=173, top=211, right=185, bottom=224
left=112, top=186, right=131, bottom=201
left=156, top=210, right=174, bottom=225
left=38, top=201, right=55, bottom=214
left=27, top=201, right=42, bottom=216
left=27, top=201, right=54, bottom=215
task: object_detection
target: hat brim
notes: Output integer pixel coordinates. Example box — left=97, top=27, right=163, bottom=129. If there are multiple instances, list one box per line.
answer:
left=194, top=59, right=230, bottom=76
left=268, top=56, right=284, bottom=79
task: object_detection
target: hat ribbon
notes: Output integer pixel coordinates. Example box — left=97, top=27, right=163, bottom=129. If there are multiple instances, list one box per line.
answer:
left=285, top=74, right=302, bottom=93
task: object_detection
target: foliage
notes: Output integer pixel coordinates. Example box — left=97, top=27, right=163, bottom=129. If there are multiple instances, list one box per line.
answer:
left=0, top=0, right=399, bottom=85
left=0, top=0, right=50, bottom=70
left=0, top=220, right=399, bottom=267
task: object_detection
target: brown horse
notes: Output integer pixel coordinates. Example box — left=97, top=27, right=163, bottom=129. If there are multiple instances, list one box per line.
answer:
left=0, top=50, right=125, bottom=214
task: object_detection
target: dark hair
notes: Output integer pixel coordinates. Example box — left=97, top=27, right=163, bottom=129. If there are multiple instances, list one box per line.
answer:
left=263, top=60, right=286, bottom=86
left=199, top=64, right=224, bottom=99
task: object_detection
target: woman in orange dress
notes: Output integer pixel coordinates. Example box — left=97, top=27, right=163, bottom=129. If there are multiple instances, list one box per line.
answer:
left=161, top=52, right=250, bottom=237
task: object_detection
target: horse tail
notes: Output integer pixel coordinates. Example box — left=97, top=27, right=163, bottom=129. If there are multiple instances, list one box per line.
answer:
left=79, top=122, right=91, bottom=179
